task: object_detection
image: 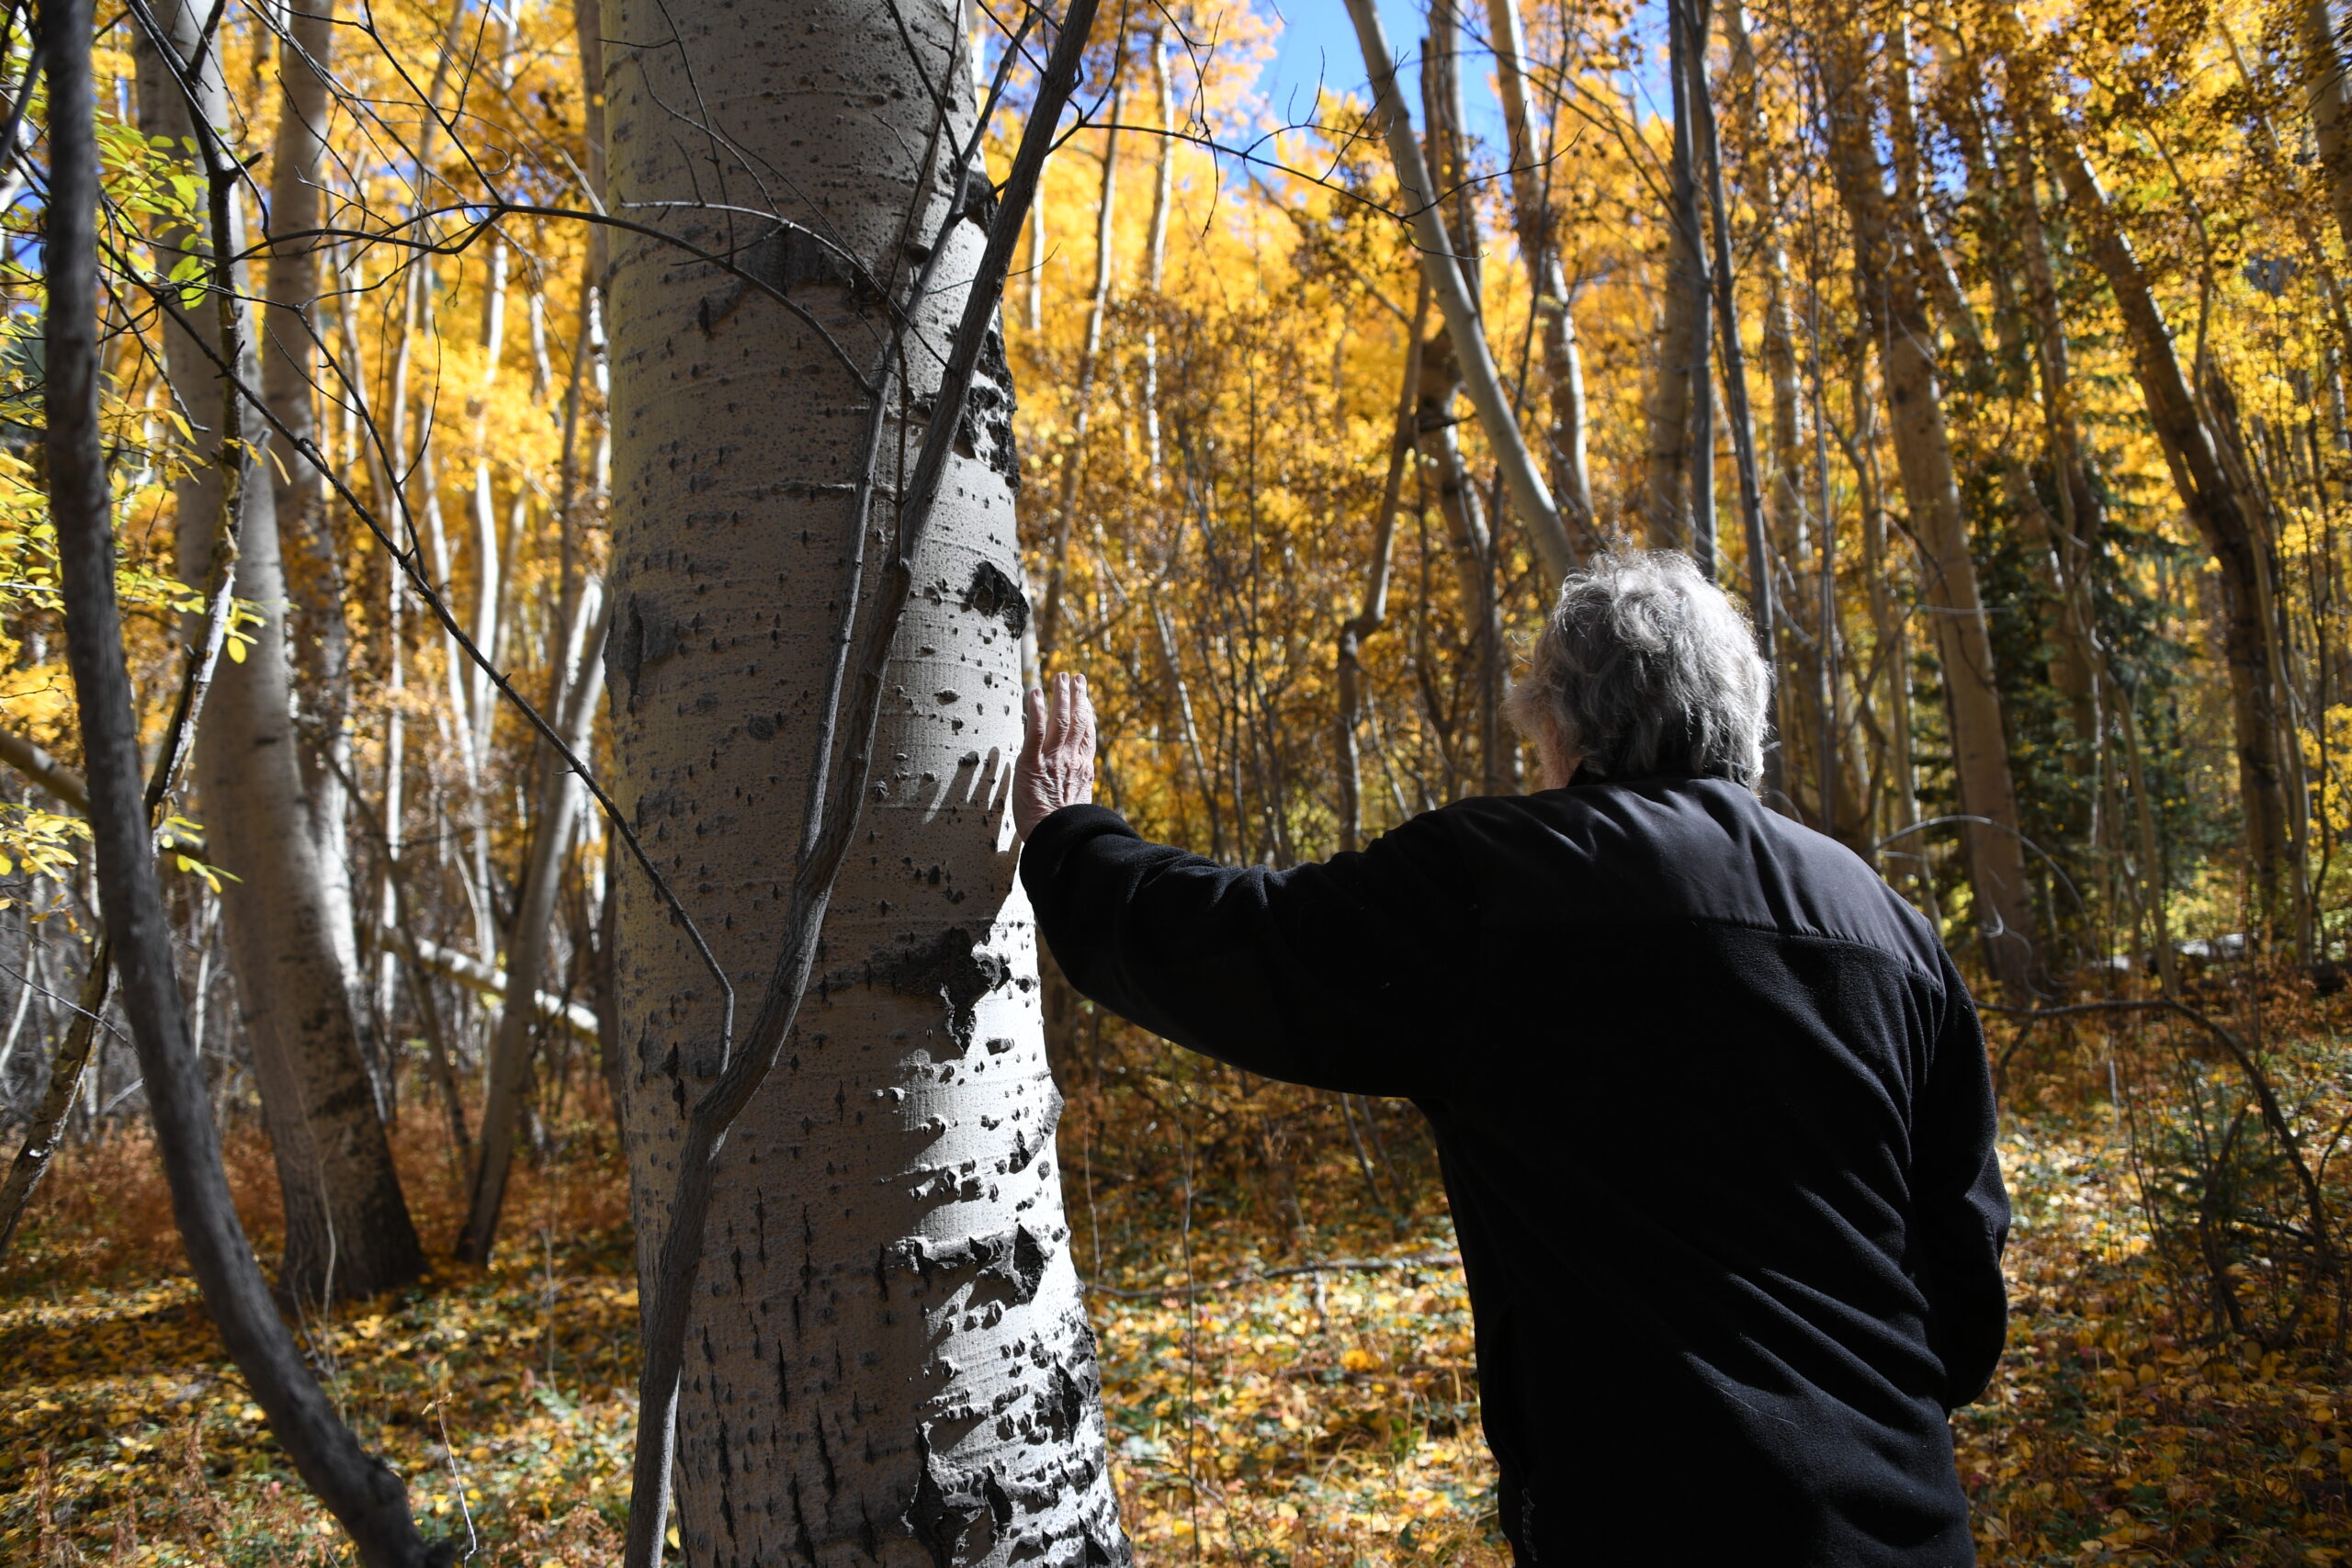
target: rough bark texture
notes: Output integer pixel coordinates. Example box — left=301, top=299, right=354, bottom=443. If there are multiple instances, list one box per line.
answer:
left=134, top=0, right=423, bottom=1303
left=2045, top=128, right=2299, bottom=931
left=1821, top=17, right=2042, bottom=999
left=598, top=1, right=1126, bottom=1562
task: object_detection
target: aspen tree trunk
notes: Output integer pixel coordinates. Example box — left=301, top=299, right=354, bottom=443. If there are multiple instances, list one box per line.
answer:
left=1853, top=375, right=1930, bottom=914
left=1420, top=6, right=1504, bottom=793
left=1416, top=325, right=1505, bottom=795
left=1893, top=40, right=2102, bottom=780
left=1991, top=119, right=2106, bottom=759
left=1485, top=0, right=1591, bottom=553
left=1140, top=27, right=1173, bottom=489
left=1726, top=0, right=1817, bottom=806
left=1039, top=84, right=1121, bottom=657
left=458, top=588, right=608, bottom=1262
left=261, top=0, right=363, bottom=1000
left=598, top=0, right=1127, bottom=1560
left=135, top=0, right=423, bottom=1301
left=1821, top=17, right=2042, bottom=998
left=1339, top=289, right=1427, bottom=852
left=1645, top=216, right=1702, bottom=550
left=1669, top=0, right=1716, bottom=575
left=2042, top=127, right=2300, bottom=935
left=1343, top=0, right=1574, bottom=581
left=1644, top=0, right=1714, bottom=558
left=2303, top=0, right=2352, bottom=258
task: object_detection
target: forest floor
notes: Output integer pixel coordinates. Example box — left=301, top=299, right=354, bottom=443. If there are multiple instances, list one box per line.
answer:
left=6, top=1008, right=2352, bottom=1565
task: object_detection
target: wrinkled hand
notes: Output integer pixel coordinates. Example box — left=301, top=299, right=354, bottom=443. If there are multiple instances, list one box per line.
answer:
left=1014, top=671, right=1096, bottom=843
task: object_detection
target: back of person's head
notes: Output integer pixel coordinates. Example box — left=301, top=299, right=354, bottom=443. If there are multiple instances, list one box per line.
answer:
left=1504, top=548, right=1771, bottom=787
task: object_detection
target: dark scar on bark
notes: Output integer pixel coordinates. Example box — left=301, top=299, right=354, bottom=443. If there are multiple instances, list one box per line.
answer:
left=905, top=1424, right=986, bottom=1568
left=962, top=560, right=1030, bottom=637
left=608, top=592, right=681, bottom=705
left=869, top=927, right=1009, bottom=1052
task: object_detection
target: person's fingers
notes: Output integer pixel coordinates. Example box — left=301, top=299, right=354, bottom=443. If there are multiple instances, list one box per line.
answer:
left=1050, top=671, right=1076, bottom=753
left=1072, top=673, right=1097, bottom=753
left=1020, top=687, right=1046, bottom=768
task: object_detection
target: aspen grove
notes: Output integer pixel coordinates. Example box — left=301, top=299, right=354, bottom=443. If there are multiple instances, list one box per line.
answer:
left=6, top=0, right=2352, bottom=1562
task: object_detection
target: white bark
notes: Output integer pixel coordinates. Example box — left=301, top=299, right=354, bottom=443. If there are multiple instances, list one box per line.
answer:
left=599, top=0, right=1125, bottom=1562
left=134, top=0, right=423, bottom=1301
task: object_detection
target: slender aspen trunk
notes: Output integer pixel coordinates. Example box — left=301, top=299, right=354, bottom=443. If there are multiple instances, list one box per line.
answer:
left=1670, top=0, right=1717, bottom=575
left=1853, top=367, right=1928, bottom=913
left=1687, top=0, right=1772, bottom=754
left=458, top=588, right=608, bottom=1262
left=1039, top=82, right=1121, bottom=658
left=134, top=0, right=423, bottom=1300
left=1420, top=6, right=1503, bottom=792
left=1822, top=16, right=2041, bottom=998
left=1993, top=121, right=2106, bottom=754
left=2041, top=121, right=2300, bottom=937
left=261, top=0, right=362, bottom=1002
left=599, top=0, right=1126, bottom=1559
left=1416, top=325, right=1503, bottom=794
left=1340, top=288, right=1427, bottom=852
left=1726, top=1, right=1817, bottom=807
left=2303, top=0, right=2352, bottom=258
left=1895, top=40, right=2103, bottom=794
left=1486, top=0, right=1590, bottom=553
left=1141, top=27, right=1173, bottom=489
left=1342, top=0, right=1573, bottom=580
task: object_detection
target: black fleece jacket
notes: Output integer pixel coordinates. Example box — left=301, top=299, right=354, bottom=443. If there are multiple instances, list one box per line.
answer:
left=1020, top=774, right=2009, bottom=1567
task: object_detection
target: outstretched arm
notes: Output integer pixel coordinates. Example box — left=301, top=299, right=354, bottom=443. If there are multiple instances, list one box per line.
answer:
left=1013, top=677, right=1472, bottom=1100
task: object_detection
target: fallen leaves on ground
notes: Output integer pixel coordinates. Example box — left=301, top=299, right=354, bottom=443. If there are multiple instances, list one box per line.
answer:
left=6, top=1066, right=2351, bottom=1562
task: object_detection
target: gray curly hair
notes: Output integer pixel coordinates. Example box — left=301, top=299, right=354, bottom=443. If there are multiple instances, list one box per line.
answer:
left=1503, top=549, right=1771, bottom=788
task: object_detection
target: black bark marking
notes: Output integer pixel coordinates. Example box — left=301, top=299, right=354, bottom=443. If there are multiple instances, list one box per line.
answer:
left=961, top=560, right=1030, bottom=637
left=790, top=1472, right=820, bottom=1568
left=697, top=224, right=877, bottom=338
left=871, top=928, right=1009, bottom=1052
left=880, top=1223, right=1046, bottom=1303
left=905, top=1424, right=985, bottom=1568
left=1047, top=1363, right=1085, bottom=1444
left=969, top=326, right=1023, bottom=490
left=958, top=167, right=998, bottom=231
left=997, top=1224, right=1049, bottom=1304
left=814, top=1409, right=839, bottom=1497
left=610, top=592, right=682, bottom=705
left=858, top=1500, right=882, bottom=1561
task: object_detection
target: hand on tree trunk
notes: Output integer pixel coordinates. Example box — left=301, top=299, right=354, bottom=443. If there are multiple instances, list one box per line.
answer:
left=1016, top=671, right=1097, bottom=841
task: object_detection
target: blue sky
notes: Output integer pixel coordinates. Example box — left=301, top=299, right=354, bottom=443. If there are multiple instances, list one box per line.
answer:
left=1251, top=0, right=1514, bottom=152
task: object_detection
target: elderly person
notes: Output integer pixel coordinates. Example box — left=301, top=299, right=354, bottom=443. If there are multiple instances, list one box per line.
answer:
left=1012, top=550, right=2007, bottom=1567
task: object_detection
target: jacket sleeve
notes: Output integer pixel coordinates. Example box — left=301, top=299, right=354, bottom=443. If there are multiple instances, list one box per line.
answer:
left=1910, top=950, right=2012, bottom=1408
left=1018, top=803, right=1477, bottom=1099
